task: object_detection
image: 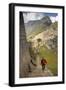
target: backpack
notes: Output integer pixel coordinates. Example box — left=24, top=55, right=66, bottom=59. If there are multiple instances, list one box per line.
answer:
left=41, top=58, right=47, bottom=65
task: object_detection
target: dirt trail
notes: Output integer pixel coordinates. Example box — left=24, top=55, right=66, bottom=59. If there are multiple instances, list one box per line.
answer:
left=28, top=65, right=53, bottom=77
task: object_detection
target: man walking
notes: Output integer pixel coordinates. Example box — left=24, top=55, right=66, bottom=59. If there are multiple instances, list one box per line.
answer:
left=41, top=58, right=47, bottom=71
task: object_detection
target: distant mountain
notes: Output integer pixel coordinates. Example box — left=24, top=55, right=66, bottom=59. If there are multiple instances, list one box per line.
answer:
left=25, top=16, right=52, bottom=36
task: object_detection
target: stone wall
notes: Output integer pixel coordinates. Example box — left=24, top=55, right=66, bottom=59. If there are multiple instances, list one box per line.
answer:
left=19, top=12, right=31, bottom=78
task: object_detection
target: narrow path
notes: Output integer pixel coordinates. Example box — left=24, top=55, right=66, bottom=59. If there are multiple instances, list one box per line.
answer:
left=28, top=65, right=53, bottom=77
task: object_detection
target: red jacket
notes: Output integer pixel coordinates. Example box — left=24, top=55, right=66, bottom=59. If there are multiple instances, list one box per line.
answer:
left=41, top=58, right=47, bottom=65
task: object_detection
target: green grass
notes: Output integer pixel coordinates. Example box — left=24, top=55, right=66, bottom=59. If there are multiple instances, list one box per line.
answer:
left=39, top=46, right=58, bottom=76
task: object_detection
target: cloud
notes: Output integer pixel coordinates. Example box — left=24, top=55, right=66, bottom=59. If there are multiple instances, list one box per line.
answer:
left=23, top=12, right=44, bottom=23
left=23, top=12, right=58, bottom=23
left=50, top=16, right=58, bottom=23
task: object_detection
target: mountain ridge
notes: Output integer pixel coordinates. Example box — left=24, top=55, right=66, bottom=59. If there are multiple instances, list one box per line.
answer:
left=25, top=16, right=52, bottom=36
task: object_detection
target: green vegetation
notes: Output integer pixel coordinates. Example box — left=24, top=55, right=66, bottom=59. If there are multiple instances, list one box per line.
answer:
left=29, top=43, right=58, bottom=76
left=39, top=46, right=58, bottom=76
left=37, top=38, right=42, bottom=42
left=51, top=21, right=58, bottom=30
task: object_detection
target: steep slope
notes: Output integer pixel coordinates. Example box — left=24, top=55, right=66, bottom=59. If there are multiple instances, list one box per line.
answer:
left=25, top=16, right=52, bottom=36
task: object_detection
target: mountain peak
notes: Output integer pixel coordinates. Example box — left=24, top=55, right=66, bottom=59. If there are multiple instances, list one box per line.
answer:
left=41, top=16, right=52, bottom=26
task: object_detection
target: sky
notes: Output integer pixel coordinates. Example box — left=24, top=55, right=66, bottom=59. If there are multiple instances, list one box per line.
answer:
left=23, top=12, right=58, bottom=23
